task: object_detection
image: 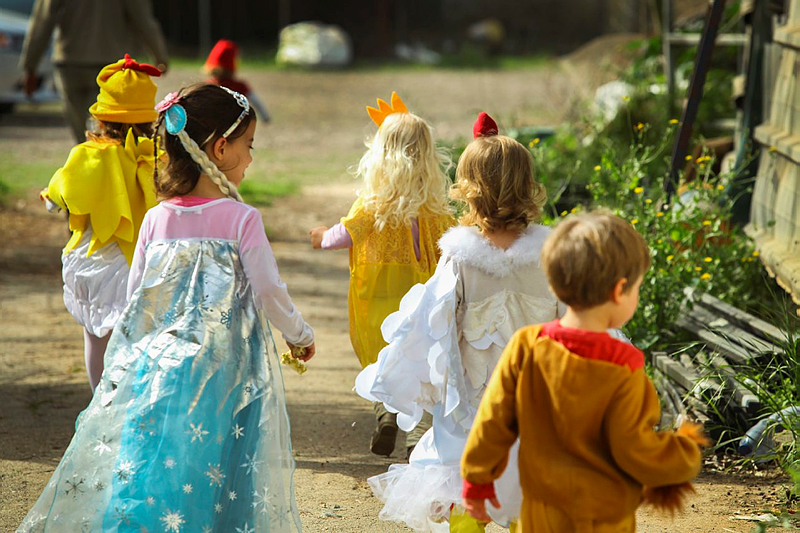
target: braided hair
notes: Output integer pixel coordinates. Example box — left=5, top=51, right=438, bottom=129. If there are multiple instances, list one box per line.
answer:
left=153, top=84, right=254, bottom=201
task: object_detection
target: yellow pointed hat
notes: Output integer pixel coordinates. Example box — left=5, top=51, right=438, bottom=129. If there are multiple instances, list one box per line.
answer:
left=89, top=54, right=161, bottom=123
left=366, top=92, right=409, bottom=127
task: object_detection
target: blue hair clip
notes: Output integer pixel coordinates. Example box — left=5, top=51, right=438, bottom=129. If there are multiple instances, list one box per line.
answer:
left=164, top=104, right=187, bottom=135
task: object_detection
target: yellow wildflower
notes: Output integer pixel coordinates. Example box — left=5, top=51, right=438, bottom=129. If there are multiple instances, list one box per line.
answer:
left=717, top=184, right=724, bottom=190
left=622, top=95, right=630, bottom=102
left=694, top=266, right=703, bottom=272
left=704, top=257, right=713, bottom=263
left=700, top=273, right=712, bottom=280
left=634, top=187, right=644, bottom=194
left=685, top=155, right=693, bottom=161
left=561, top=210, right=568, bottom=216
left=636, top=122, right=644, bottom=131
left=656, top=212, right=664, bottom=218
left=666, top=255, right=674, bottom=261
left=752, top=251, right=760, bottom=257
left=702, top=220, right=711, bottom=226
left=657, top=239, right=662, bottom=244
left=631, top=219, right=639, bottom=225
left=594, top=165, right=601, bottom=171
left=571, top=207, right=578, bottom=213
left=645, top=198, right=652, bottom=204
left=769, top=146, right=777, bottom=152
left=533, top=138, right=540, bottom=145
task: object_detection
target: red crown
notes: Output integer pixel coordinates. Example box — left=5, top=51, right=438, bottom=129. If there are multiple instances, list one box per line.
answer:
left=473, top=112, right=498, bottom=139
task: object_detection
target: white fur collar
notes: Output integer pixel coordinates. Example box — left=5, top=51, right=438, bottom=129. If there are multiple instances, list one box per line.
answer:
left=438, top=224, right=551, bottom=277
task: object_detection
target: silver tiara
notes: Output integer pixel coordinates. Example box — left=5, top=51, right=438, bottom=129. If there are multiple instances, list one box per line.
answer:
left=220, top=86, right=250, bottom=138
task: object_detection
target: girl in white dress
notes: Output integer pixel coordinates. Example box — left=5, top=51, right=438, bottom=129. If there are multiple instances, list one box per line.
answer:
left=356, top=112, right=561, bottom=532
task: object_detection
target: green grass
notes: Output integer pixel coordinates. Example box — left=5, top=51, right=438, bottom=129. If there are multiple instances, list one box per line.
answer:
left=0, top=153, right=60, bottom=204
left=238, top=179, right=298, bottom=206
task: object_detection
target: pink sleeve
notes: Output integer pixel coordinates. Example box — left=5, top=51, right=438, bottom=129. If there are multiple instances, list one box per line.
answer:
left=321, top=222, right=352, bottom=250
left=239, top=210, right=314, bottom=346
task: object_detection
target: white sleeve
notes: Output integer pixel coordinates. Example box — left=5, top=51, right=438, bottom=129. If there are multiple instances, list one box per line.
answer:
left=239, top=213, right=313, bottom=347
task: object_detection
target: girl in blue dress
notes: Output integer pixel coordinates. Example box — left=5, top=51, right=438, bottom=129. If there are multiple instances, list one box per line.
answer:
left=18, top=84, right=315, bottom=533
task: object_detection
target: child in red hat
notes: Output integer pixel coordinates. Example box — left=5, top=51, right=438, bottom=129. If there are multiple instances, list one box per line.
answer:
left=205, top=39, right=271, bottom=122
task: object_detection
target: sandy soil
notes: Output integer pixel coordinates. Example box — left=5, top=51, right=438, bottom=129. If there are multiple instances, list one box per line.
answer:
left=0, top=64, right=791, bottom=532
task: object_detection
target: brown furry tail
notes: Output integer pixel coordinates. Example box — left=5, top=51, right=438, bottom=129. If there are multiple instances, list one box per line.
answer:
left=642, top=421, right=711, bottom=515
left=642, top=482, right=696, bottom=515
left=676, top=421, right=712, bottom=447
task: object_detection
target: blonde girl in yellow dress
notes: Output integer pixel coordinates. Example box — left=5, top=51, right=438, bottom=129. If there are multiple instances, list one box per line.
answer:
left=310, top=92, right=455, bottom=457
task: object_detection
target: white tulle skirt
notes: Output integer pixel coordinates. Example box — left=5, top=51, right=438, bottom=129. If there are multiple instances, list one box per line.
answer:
left=61, top=228, right=129, bottom=338
left=368, top=425, right=521, bottom=532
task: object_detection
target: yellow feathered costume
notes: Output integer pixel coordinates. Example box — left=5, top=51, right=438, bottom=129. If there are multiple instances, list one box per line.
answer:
left=44, top=128, right=158, bottom=265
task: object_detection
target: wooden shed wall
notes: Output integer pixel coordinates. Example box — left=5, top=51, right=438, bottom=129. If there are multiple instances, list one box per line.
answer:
left=747, top=0, right=800, bottom=304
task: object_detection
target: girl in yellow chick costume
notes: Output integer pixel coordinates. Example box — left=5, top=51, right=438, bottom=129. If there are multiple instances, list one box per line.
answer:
left=310, top=92, right=455, bottom=457
left=40, top=54, right=160, bottom=390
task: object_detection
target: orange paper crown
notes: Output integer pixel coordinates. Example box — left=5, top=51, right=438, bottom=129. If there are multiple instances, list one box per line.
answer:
left=366, top=92, right=409, bottom=127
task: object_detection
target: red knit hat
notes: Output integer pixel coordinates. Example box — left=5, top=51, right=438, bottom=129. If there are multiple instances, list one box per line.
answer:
left=473, top=112, right=498, bottom=138
left=204, top=39, right=239, bottom=73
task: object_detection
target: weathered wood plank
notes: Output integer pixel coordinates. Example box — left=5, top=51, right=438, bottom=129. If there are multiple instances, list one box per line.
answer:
left=685, top=303, right=781, bottom=359
left=654, top=352, right=699, bottom=391
left=675, top=315, right=753, bottom=364
left=684, top=287, right=785, bottom=346
left=705, top=352, right=762, bottom=416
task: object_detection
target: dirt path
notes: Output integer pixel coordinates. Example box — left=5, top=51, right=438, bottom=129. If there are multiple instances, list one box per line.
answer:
left=0, top=182, right=786, bottom=533
left=0, top=65, right=789, bottom=532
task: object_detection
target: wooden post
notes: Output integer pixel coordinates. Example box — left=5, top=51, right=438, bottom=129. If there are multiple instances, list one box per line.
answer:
left=665, top=0, right=727, bottom=198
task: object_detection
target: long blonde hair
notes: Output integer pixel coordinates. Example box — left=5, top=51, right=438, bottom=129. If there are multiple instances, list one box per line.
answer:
left=357, top=113, right=452, bottom=231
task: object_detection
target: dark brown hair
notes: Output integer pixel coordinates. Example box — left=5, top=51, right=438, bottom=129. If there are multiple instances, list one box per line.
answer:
left=87, top=121, right=154, bottom=143
left=153, top=83, right=256, bottom=199
left=541, top=211, right=651, bottom=309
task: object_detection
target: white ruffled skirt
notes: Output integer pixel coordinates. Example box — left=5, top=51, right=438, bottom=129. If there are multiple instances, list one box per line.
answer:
left=368, top=425, right=522, bottom=532
left=61, top=228, right=129, bottom=337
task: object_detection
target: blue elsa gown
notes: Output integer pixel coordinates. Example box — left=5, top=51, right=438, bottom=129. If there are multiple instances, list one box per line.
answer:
left=17, top=238, right=301, bottom=533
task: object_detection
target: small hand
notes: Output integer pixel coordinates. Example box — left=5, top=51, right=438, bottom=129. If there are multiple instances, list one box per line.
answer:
left=157, top=63, right=168, bottom=75
left=39, top=187, right=48, bottom=202
left=288, top=341, right=315, bottom=362
left=23, top=70, right=38, bottom=97
left=309, top=226, right=328, bottom=249
left=462, top=496, right=500, bottom=522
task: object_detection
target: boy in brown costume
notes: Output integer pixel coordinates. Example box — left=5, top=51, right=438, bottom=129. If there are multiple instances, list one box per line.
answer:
left=460, top=211, right=708, bottom=532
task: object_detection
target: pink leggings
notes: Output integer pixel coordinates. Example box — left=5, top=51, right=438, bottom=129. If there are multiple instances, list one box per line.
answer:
left=83, top=329, right=111, bottom=390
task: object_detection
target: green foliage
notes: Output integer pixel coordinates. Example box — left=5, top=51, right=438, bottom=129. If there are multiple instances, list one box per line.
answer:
left=238, top=179, right=298, bottom=207
left=447, top=114, right=767, bottom=352
left=0, top=177, right=11, bottom=205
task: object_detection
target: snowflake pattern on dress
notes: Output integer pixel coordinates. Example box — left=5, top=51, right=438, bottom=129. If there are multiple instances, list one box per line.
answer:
left=15, top=240, right=301, bottom=533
